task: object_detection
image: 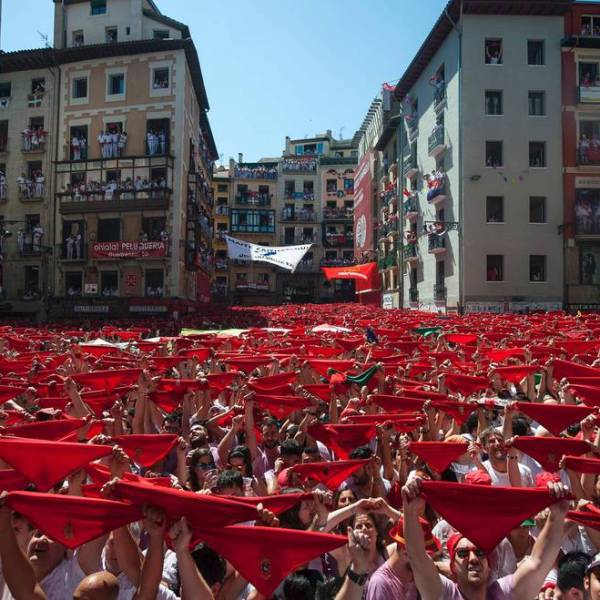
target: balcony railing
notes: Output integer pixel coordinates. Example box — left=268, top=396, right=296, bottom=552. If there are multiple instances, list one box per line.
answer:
left=295, top=260, right=319, bottom=272
left=58, top=188, right=171, bottom=214
left=428, top=126, right=446, bottom=156
left=409, top=287, right=419, bottom=303
left=319, top=156, right=358, bottom=166
left=428, top=234, right=446, bottom=253
left=280, top=209, right=317, bottom=222
left=433, top=283, right=447, bottom=302
left=215, top=205, right=228, bottom=216
left=379, top=221, right=399, bottom=238
left=433, top=86, right=446, bottom=110
left=231, top=225, right=275, bottom=234
left=18, top=179, right=45, bottom=200
left=323, top=207, right=353, bottom=220
left=404, top=198, right=419, bottom=217
left=403, top=244, right=419, bottom=261
left=284, top=192, right=315, bottom=201
left=234, top=166, right=278, bottom=180
left=320, top=258, right=356, bottom=267
left=282, top=158, right=317, bottom=173
left=234, top=193, right=271, bottom=206
left=280, top=234, right=318, bottom=245
left=234, top=281, right=272, bottom=291
left=403, top=154, right=418, bottom=177
left=579, top=85, right=600, bottom=105
left=324, top=232, right=353, bottom=246
left=22, top=134, right=47, bottom=153
left=575, top=218, right=600, bottom=236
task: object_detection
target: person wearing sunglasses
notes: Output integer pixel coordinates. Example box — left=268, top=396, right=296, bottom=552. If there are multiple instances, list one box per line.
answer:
left=400, top=476, right=570, bottom=600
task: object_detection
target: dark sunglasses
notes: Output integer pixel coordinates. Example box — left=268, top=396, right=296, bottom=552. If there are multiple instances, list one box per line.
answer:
left=456, top=548, right=486, bottom=560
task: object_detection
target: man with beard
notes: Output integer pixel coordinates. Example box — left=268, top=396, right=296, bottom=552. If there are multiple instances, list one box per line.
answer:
left=245, top=400, right=281, bottom=478
left=401, top=476, right=569, bottom=600
left=340, top=446, right=389, bottom=500
left=479, top=427, right=534, bottom=487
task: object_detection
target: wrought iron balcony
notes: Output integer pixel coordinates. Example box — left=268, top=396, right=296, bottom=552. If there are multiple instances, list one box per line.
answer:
left=428, top=126, right=446, bottom=157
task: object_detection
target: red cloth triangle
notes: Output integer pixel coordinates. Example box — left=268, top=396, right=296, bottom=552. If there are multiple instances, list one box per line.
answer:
left=205, top=372, right=241, bottom=392
left=2, top=418, right=87, bottom=441
left=0, top=386, right=28, bottom=403
left=563, top=455, right=600, bottom=474
left=71, top=369, right=142, bottom=391
left=492, top=366, right=539, bottom=384
left=345, top=414, right=423, bottom=432
left=308, top=423, right=376, bottom=459
left=300, top=384, right=332, bottom=402
left=513, top=402, right=594, bottom=436
left=0, top=468, right=28, bottom=491
left=289, top=459, right=370, bottom=490
left=178, top=348, right=212, bottom=362
left=484, top=348, right=526, bottom=362
left=430, top=400, right=474, bottom=424
left=111, top=434, right=178, bottom=467
left=552, top=360, right=600, bottom=381
left=306, top=359, right=355, bottom=379
left=443, top=374, right=488, bottom=396
left=147, top=390, right=184, bottom=413
left=0, top=437, right=112, bottom=491
left=247, top=372, right=298, bottom=392
left=156, top=379, right=209, bottom=393
left=565, top=377, right=600, bottom=387
left=421, top=480, right=565, bottom=553
left=512, top=436, right=590, bottom=471
left=225, top=357, right=272, bottom=373
left=222, top=493, right=314, bottom=515
left=566, top=506, right=600, bottom=531
left=5, top=491, right=142, bottom=549
left=372, top=394, right=425, bottom=412
left=409, top=441, right=468, bottom=473
left=445, top=334, right=478, bottom=346
left=195, top=525, right=346, bottom=597
left=252, top=394, right=313, bottom=420
left=568, top=385, right=600, bottom=407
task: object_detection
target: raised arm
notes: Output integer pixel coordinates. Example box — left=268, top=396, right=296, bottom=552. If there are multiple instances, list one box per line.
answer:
left=134, top=506, right=166, bottom=600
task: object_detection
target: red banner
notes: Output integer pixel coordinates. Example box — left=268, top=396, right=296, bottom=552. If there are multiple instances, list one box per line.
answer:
left=91, top=240, right=167, bottom=259
left=321, top=262, right=379, bottom=294
left=353, top=150, right=374, bottom=258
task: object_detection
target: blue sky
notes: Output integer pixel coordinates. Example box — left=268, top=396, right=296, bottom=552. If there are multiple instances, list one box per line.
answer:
left=1, top=0, right=450, bottom=163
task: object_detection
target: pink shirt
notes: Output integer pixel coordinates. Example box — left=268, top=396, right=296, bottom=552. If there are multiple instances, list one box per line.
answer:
left=440, top=574, right=514, bottom=600
left=366, top=562, right=418, bottom=600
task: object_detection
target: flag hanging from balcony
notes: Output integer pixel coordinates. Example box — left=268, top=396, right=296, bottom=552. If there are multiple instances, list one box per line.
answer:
left=224, top=235, right=312, bottom=272
left=321, top=262, right=380, bottom=295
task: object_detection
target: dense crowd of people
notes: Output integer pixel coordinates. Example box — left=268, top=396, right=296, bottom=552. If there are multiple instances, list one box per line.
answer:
left=281, top=159, right=317, bottom=172
left=16, top=172, right=45, bottom=199
left=234, top=166, right=278, bottom=180
left=61, top=177, right=169, bottom=202
left=21, top=126, right=48, bottom=152
left=3, top=306, right=600, bottom=598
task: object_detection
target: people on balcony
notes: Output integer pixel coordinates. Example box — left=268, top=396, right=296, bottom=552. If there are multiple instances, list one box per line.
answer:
left=21, top=126, right=47, bottom=151
left=65, top=233, right=83, bottom=259
left=282, top=158, right=317, bottom=171
left=16, top=171, right=44, bottom=198
left=427, top=222, right=446, bottom=251
left=101, top=287, right=119, bottom=297
left=70, top=134, right=87, bottom=160
left=32, top=223, right=44, bottom=252
left=234, top=165, right=277, bottom=179
left=146, top=286, right=164, bottom=297
left=0, top=171, right=6, bottom=202
left=426, top=170, right=445, bottom=202
left=67, top=286, right=81, bottom=296
left=146, top=130, right=167, bottom=156
left=62, top=176, right=168, bottom=201
left=98, top=129, right=128, bottom=158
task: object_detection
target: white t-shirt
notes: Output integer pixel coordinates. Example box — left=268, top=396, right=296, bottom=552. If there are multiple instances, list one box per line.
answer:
left=40, top=555, right=86, bottom=600
left=482, top=460, right=534, bottom=487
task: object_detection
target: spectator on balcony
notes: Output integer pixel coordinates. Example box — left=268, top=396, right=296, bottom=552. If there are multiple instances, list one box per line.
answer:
left=17, top=229, right=23, bottom=253
left=97, top=130, right=109, bottom=159
left=67, top=286, right=81, bottom=296
left=32, top=223, right=43, bottom=252
left=426, top=170, right=445, bottom=202
left=22, top=126, right=32, bottom=151
left=109, top=128, right=119, bottom=158
left=139, top=230, right=149, bottom=242
left=582, top=72, right=593, bottom=88
left=16, top=173, right=31, bottom=199
left=118, top=131, right=127, bottom=156
left=579, top=135, right=591, bottom=164
left=158, top=130, right=167, bottom=155
left=66, top=235, right=75, bottom=259
left=147, top=130, right=158, bottom=155
left=0, top=171, right=6, bottom=202
left=34, top=171, right=44, bottom=197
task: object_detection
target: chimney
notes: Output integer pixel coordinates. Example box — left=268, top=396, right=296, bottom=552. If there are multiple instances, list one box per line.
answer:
left=238, top=153, right=243, bottom=164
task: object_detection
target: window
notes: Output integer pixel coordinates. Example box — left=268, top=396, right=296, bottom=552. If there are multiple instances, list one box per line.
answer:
left=24, top=266, right=40, bottom=294
left=152, top=68, right=170, bottom=90
left=529, top=142, right=546, bottom=167
left=527, top=40, right=545, bottom=65
left=529, top=196, right=546, bottom=223
left=153, top=30, right=170, bottom=39
left=97, top=218, right=120, bottom=242
left=529, top=255, right=546, bottom=281
left=486, top=141, right=503, bottom=167
left=326, top=179, right=337, bottom=194
left=142, top=217, right=166, bottom=240
left=487, top=255, right=504, bottom=281
left=72, top=77, right=88, bottom=99
left=303, top=180, right=314, bottom=194
left=581, top=15, right=600, bottom=37
left=65, top=272, right=83, bottom=295
left=90, top=0, right=107, bottom=15
left=485, top=90, right=503, bottom=115
left=31, top=78, right=45, bottom=94
left=528, top=91, right=546, bottom=116
left=100, top=271, right=118, bottom=296
left=486, top=196, right=504, bottom=223
left=0, top=82, right=11, bottom=98
left=217, top=184, right=227, bottom=193
left=485, top=39, right=503, bottom=64
left=107, top=73, right=124, bottom=95
left=146, top=118, right=170, bottom=155
left=105, top=27, right=117, bottom=43
left=0, top=122, right=7, bottom=152
left=145, top=270, right=164, bottom=296
left=27, top=161, right=42, bottom=179
left=581, top=244, right=600, bottom=284
left=72, top=30, right=84, bottom=46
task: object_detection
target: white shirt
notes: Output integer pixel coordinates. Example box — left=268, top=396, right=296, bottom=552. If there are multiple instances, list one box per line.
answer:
left=482, top=460, right=534, bottom=487
left=40, top=555, right=86, bottom=600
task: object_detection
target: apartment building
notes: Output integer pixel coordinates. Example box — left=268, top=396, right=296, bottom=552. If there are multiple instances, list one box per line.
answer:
left=48, top=0, right=217, bottom=318
left=377, top=0, right=568, bottom=313
left=562, top=3, right=600, bottom=310
left=211, top=167, right=230, bottom=301
left=0, top=50, right=59, bottom=318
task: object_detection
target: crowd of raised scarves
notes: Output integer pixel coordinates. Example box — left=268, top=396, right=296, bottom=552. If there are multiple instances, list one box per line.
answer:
left=1, top=305, right=600, bottom=598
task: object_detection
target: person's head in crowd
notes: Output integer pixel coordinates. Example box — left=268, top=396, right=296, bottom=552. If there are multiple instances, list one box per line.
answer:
left=349, top=446, right=374, bottom=487
left=558, top=551, right=591, bottom=600
left=461, top=411, right=479, bottom=438
left=279, top=496, right=316, bottom=530
left=351, top=510, right=387, bottom=562
left=189, top=544, right=226, bottom=597
left=279, top=439, right=302, bottom=470
left=512, top=416, right=532, bottom=437
left=261, top=417, right=280, bottom=450
left=187, top=447, right=216, bottom=491
left=301, top=445, right=321, bottom=464
left=189, top=423, right=209, bottom=449
left=334, top=488, right=357, bottom=510
left=214, top=469, right=244, bottom=496
left=448, top=533, right=492, bottom=591
left=73, top=571, right=119, bottom=600
left=27, top=531, right=68, bottom=580
left=282, top=569, right=325, bottom=600
left=227, top=444, right=253, bottom=477
left=284, top=424, right=299, bottom=440
left=161, top=412, right=180, bottom=435
left=480, top=427, right=506, bottom=466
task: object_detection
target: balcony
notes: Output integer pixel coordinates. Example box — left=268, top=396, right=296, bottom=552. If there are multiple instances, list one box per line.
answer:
left=428, top=234, right=446, bottom=254
left=280, top=234, right=318, bottom=245
left=427, top=177, right=447, bottom=205
left=409, top=287, right=419, bottom=304
left=282, top=158, right=317, bottom=173
left=320, top=258, right=357, bottom=267
left=378, top=220, right=399, bottom=238
left=380, top=250, right=398, bottom=270
left=58, top=188, right=170, bottom=214
left=404, top=244, right=419, bottom=264
left=579, top=85, right=600, bottom=105
left=403, top=154, right=418, bottom=178
left=215, top=230, right=229, bottom=240
left=323, top=207, right=353, bottom=220
left=323, top=231, right=353, bottom=247
left=319, top=156, right=358, bottom=166
left=27, top=92, right=45, bottom=108
left=22, top=133, right=47, bottom=154
left=234, top=281, right=272, bottom=292
left=234, top=193, right=271, bottom=207
left=428, top=126, right=446, bottom=157
left=434, top=86, right=446, bottom=112
left=280, top=209, right=317, bottom=222
left=18, top=178, right=45, bottom=201
left=58, top=241, right=87, bottom=262
left=215, top=205, right=228, bottom=216
left=404, top=197, right=419, bottom=220
left=433, top=283, right=447, bottom=302
left=284, top=192, right=315, bottom=201
left=295, top=260, right=319, bottom=273
left=215, top=258, right=229, bottom=270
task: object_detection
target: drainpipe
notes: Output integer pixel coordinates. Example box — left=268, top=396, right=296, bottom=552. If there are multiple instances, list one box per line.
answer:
left=397, top=116, right=405, bottom=308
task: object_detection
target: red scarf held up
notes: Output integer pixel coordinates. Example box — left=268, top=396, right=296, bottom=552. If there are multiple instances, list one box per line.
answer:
left=306, top=360, right=356, bottom=379
left=512, top=436, right=590, bottom=472
left=178, top=347, right=212, bottom=362
left=71, top=369, right=142, bottom=391
left=443, top=373, right=488, bottom=397
left=0, top=436, right=112, bottom=491
left=552, top=360, right=600, bottom=382
left=222, top=493, right=314, bottom=515
left=289, top=459, right=371, bottom=490
left=0, top=469, right=28, bottom=491
left=484, top=348, right=526, bottom=362
left=445, top=334, right=478, bottom=346
left=5, top=491, right=142, bottom=549
left=194, top=525, right=346, bottom=598
left=111, top=434, right=178, bottom=468
left=308, top=423, right=376, bottom=459
left=513, top=402, right=594, bottom=436
left=300, top=384, right=331, bottom=402
left=563, top=455, right=600, bottom=474
left=2, top=418, right=87, bottom=441
left=225, top=357, right=273, bottom=373
left=420, top=480, right=566, bottom=553
left=568, top=385, right=600, bottom=407
left=409, top=441, right=469, bottom=473
left=492, top=366, right=539, bottom=384
left=371, top=394, right=425, bottom=413
left=247, top=372, right=298, bottom=392
left=252, top=394, right=312, bottom=420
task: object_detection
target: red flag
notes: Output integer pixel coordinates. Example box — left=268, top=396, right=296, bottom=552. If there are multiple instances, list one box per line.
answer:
left=247, top=372, right=298, bottom=392
left=3, top=418, right=87, bottom=441
left=443, top=374, right=488, bottom=396
left=289, top=459, right=370, bottom=490
left=308, top=423, right=376, bottom=459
